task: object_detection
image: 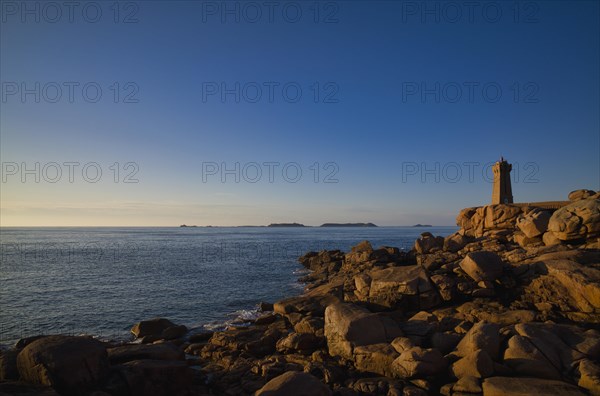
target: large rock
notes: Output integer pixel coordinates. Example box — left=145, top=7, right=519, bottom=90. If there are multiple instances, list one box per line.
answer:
left=130, top=318, right=176, bottom=339
left=0, top=382, right=60, bottom=395
left=324, top=303, right=400, bottom=360
left=416, top=249, right=458, bottom=271
left=369, top=266, right=431, bottom=296
left=0, top=350, right=18, bottom=381
left=457, top=205, right=523, bottom=237
left=15, top=336, right=46, bottom=350
left=459, top=251, right=504, bottom=282
left=275, top=279, right=343, bottom=317
left=443, top=232, right=471, bottom=252
left=116, top=359, right=193, bottom=396
left=16, top=335, right=109, bottom=395
left=354, top=273, right=372, bottom=299
left=255, top=371, right=331, bottom=396
left=276, top=332, right=321, bottom=354
left=451, top=350, right=494, bottom=379
left=391, top=336, right=416, bottom=354
left=503, top=322, right=599, bottom=388
left=535, top=249, right=600, bottom=265
left=503, top=335, right=560, bottom=378
left=353, top=343, right=398, bottom=377
left=344, top=241, right=376, bottom=267
left=209, top=325, right=282, bottom=357
left=543, top=231, right=562, bottom=246
left=456, top=204, right=524, bottom=239
left=414, top=233, right=444, bottom=254
left=484, top=205, right=523, bottom=229
left=274, top=295, right=327, bottom=317
left=548, top=197, right=600, bottom=241
left=578, top=359, right=600, bottom=395
left=430, top=274, right=455, bottom=301
left=455, top=322, right=500, bottom=360
left=476, top=309, right=536, bottom=326
left=366, top=265, right=440, bottom=310
left=350, top=377, right=403, bottom=395
left=569, top=189, right=597, bottom=201
left=515, top=323, right=586, bottom=371
left=391, top=346, right=446, bottom=379
left=551, top=324, right=600, bottom=359
left=431, top=332, right=462, bottom=354
left=453, top=375, right=482, bottom=393
left=456, top=207, right=479, bottom=236
left=293, top=317, right=324, bottom=335
left=107, top=343, right=184, bottom=364
left=513, top=232, right=543, bottom=248
left=539, top=259, right=600, bottom=312
left=517, top=208, right=552, bottom=238
left=160, top=324, right=187, bottom=340
left=482, top=377, right=586, bottom=395
left=351, top=240, right=373, bottom=253
left=399, top=311, right=438, bottom=339
left=299, top=250, right=344, bottom=271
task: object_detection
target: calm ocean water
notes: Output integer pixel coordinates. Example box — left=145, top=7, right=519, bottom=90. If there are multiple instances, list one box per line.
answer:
left=0, top=226, right=457, bottom=346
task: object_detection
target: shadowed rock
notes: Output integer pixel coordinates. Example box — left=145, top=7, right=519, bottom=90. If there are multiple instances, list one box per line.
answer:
left=16, top=335, right=109, bottom=395
left=107, top=343, right=184, bottom=364
left=460, top=251, right=504, bottom=282
left=391, top=346, right=446, bottom=379
left=324, top=303, right=400, bottom=360
left=482, top=377, right=586, bottom=395
left=255, top=371, right=331, bottom=396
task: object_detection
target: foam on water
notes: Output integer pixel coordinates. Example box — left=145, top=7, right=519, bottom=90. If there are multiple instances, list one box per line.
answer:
left=202, top=308, right=262, bottom=331
left=289, top=281, right=305, bottom=291
left=293, top=267, right=311, bottom=275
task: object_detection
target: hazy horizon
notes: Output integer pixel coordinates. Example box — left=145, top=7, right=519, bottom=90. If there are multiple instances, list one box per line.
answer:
left=0, top=224, right=458, bottom=228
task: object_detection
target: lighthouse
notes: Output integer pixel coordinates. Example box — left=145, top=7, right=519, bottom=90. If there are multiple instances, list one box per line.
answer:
left=492, top=157, right=513, bottom=204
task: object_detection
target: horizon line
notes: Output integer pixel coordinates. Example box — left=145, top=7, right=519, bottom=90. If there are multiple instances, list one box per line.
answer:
left=0, top=225, right=458, bottom=228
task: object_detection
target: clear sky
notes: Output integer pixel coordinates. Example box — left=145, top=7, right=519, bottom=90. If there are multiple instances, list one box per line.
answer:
left=1, top=0, right=599, bottom=226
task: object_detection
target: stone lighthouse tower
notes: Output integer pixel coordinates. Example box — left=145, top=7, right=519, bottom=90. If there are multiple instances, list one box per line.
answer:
left=492, top=157, right=513, bottom=204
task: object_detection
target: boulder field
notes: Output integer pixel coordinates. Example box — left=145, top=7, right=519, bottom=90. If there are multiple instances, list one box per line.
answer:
left=1, top=190, right=599, bottom=395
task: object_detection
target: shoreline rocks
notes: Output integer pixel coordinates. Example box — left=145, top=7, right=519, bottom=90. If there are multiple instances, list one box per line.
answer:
left=1, top=189, right=599, bottom=395
left=16, top=336, right=110, bottom=395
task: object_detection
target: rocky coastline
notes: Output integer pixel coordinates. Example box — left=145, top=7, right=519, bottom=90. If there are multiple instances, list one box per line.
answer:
left=1, top=189, right=599, bottom=396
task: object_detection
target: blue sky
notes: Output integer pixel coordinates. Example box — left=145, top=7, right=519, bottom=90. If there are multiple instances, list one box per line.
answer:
left=1, top=0, right=599, bottom=226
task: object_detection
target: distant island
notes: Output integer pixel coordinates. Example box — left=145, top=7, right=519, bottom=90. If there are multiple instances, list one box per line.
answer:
left=267, top=223, right=306, bottom=227
left=179, top=223, right=378, bottom=228
left=320, top=223, right=377, bottom=227
left=412, top=224, right=432, bottom=227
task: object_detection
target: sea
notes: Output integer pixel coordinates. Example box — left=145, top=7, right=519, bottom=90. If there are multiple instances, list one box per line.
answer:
left=0, top=226, right=457, bottom=346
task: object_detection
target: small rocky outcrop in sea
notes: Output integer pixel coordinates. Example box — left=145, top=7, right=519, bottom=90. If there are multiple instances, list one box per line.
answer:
left=1, top=189, right=599, bottom=396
